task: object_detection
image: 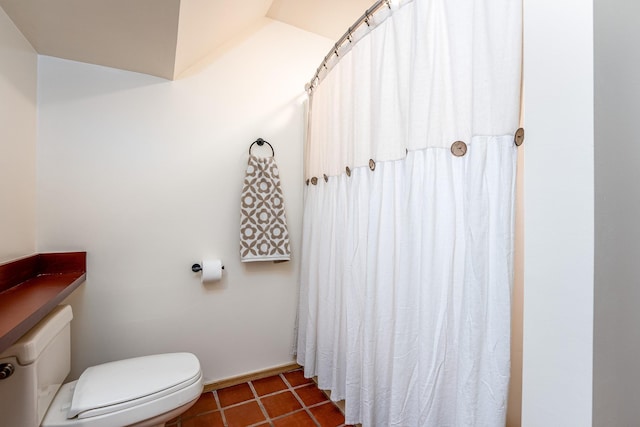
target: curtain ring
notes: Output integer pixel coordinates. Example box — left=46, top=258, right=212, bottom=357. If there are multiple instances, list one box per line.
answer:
left=369, top=159, right=376, bottom=171
left=364, top=10, right=372, bottom=27
left=514, top=128, right=525, bottom=146
left=451, top=141, right=467, bottom=157
left=311, top=177, right=318, bottom=185
left=346, top=166, right=352, bottom=177
left=323, top=174, right=329, bottom=182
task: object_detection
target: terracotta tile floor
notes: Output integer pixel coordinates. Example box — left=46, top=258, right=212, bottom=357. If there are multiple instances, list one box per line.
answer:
left=167, top=368, right=353, bottom=427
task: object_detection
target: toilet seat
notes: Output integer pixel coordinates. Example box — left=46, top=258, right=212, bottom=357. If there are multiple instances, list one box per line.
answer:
left=70, top=352, right=201, bottom=419
left=41, top=353, right=203, bottom=427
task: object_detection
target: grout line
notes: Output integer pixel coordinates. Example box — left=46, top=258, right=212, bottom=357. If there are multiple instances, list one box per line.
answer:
left=184, top=372, right=347, bottom=427
left=212, top=390, right=221, bottom=410
left=212, top=390, right=228, bottom=427
left=254, top=387, right=290, bottom=399
left=284, top=373, right=322, bottom=427
left=216, top=383, right=287, bottom=411
left=178, top=392, right=220, bottom=422
left=269, top=407, right=306, bottom=421
left=303, top=404, right=322, bottom=425
left=279, top=372, right=292, bottom=388
left=248, top=380, right=272, bottom=424
left=307, top=400, right=332, bottom=409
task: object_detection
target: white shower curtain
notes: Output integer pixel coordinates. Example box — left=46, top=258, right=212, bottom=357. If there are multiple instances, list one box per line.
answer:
left=296, top=0, right=522, bottom=425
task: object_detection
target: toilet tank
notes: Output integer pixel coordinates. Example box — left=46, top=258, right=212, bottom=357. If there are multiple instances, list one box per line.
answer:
left=0, top=305, right=73, bottom=427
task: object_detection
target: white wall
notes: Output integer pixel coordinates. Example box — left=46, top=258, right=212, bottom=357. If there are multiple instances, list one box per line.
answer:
left=0, top=6, right=37, bottom=262
left=593, top=0, right=640, bottom=425
left=37, top=18, right=332, bottom=383
left=522, top=1, right=594, bottom=425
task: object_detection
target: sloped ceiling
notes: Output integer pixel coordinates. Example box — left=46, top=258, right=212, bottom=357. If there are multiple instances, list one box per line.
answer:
left=0, top=0, right=373, bottom=80
left=267, top=0, right=374, bottom=41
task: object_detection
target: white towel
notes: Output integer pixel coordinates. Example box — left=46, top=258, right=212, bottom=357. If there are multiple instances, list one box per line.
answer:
left=240, top=155, right=291, bottom=262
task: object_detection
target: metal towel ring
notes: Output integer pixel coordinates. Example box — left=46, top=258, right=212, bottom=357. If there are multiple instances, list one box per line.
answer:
left=249, top=138, right=275, bottom=157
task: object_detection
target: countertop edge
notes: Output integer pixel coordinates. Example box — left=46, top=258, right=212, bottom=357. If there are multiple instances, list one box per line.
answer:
left=0, top=253, right=86, bottom=355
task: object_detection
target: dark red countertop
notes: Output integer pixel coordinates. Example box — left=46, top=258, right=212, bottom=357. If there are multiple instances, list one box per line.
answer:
left=0, top=252, right=86, bottom=354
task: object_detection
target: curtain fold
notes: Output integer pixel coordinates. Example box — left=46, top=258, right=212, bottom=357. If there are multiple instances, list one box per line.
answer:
left=297, top=0, right=521, bottom=425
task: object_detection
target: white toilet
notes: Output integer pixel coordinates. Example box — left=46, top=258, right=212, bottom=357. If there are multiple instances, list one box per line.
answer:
left=0, top=305, right=203, bottom=427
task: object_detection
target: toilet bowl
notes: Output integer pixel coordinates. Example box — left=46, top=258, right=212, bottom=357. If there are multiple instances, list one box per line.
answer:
left=0, top=305, right=203, bottom=427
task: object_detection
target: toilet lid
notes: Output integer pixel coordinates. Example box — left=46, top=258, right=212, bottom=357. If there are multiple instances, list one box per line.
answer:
left=68, top=352, right=201, bottom=419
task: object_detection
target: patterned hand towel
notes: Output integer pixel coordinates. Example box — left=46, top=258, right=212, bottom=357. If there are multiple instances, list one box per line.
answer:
left=240, top=155, right=291, bottom=262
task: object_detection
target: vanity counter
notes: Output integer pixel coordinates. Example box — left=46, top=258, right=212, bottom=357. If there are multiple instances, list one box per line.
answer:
left=0, top=252, right=86, bottom=354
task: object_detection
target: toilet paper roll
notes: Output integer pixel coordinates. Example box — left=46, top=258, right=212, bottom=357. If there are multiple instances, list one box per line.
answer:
left=201, top=259, right=223, bottom=283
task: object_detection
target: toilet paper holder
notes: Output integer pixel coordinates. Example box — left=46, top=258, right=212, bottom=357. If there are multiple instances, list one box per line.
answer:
left=191, top=263, right=224, bottom=273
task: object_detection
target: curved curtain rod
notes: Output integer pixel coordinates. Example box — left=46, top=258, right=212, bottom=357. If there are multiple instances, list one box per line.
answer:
left=305, top=0, right=395, bottom=93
